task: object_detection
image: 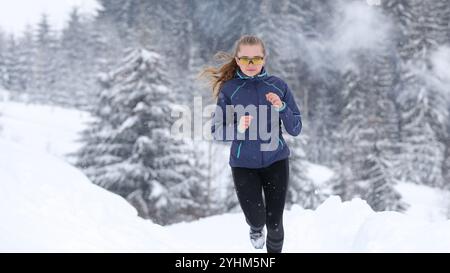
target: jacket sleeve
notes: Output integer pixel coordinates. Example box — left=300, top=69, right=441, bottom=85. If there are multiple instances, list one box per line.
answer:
left=211, top=89, right=246, bottom=141
left=275, top=81, right=302, bottom=136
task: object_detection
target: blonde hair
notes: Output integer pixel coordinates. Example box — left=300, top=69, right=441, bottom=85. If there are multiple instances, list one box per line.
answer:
left=198, top=35, right=266, bottom=101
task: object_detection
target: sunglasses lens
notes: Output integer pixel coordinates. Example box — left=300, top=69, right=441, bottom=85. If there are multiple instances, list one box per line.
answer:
left=239, top=57, right=250, bottom=65
left=252, top=57, right=263, bottom=65
left=238, top=57, right=264, bottom=65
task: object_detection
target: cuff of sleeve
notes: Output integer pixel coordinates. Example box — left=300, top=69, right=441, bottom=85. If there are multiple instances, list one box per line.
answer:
left=274, top=101, right=287, bottom=112
left=237, top=124, right=246, bottom=133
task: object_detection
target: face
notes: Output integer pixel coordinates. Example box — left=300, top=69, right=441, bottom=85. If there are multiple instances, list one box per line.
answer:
left=235, top=44, right=265, bottom=77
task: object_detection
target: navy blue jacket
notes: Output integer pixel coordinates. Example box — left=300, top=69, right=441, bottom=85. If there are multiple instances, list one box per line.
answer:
left=211, top=66, right=302, bottom=168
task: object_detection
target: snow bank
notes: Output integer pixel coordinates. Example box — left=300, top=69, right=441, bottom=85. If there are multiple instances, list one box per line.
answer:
left=0, top=139, right=179, bottom=252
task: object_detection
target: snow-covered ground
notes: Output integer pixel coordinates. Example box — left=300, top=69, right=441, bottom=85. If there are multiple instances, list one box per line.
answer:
left=0, top=97, right=93, bottom=163
left=1, top=95, right=450, bottom=252
left=0, top=138, right=177, bottom=252
left=397, top=182, right=450, bottom=222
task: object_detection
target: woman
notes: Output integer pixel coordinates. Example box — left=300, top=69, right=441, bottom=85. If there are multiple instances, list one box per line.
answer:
left=200, top=35, right=302, bottom=253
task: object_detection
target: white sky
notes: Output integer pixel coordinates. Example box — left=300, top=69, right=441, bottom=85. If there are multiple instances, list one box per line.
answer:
left=0, top=0, right=100, bottom=35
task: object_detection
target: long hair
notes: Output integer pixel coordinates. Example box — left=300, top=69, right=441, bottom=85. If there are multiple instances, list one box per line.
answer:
left=198, top=35, right=267, bottom=101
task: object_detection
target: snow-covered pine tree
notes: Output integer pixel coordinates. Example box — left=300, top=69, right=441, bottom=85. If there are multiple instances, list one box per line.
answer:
left=32, top=14, right=59, bottom=105
left=348, top=41, right=404, bottom=211
left=330, top=164, right=355, bottom=202
left=331, top=68, right=368, bottom=199
left=155, top=137, right=214, bottom=224
left=97, top=0, right=193, bottom=73
left=13, top=25, right=35, bottom=99
left=286, top=135, right=325, bottom=210
left=397, top=88, right=446, bottom=187
left=361, top=147, right=408, bottom=212
left=72, top=70, right=124, bottom=189
left=307, top=74, right=342, bottom=166
left=332, top=44, right=403, bottom=208
left=90, top=12, right=125, bottom=76
left=96, top=0, right=136, bottom=41
left=384, top=1, right=448, bottom=187
left=367, top=44, right=403, bottom=186
left=76, top=47, right=209, bottom=225
left=56, top=8, right=95, bottom=110
left=4, top=34, right=23, bottom=96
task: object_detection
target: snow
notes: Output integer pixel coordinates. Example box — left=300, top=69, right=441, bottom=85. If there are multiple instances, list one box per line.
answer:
left=304, top=161, right=334, bottom=186
left=1, top=98, right=450, bottom=252
left=0, top=98, right=93, bottom=162
left=0, top=138, right=177, bottom=252
left=396, top=182, right=449, bottom=222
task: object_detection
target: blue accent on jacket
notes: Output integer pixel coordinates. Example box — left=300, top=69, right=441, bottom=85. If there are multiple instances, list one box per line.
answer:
left=211, top=66, right=302, bottom=168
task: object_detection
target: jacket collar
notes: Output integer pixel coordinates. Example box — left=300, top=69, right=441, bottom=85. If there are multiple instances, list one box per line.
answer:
left=235, top=66, right=268, bottom=80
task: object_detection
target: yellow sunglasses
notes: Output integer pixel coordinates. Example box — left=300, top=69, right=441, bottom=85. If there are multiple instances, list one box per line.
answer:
left=237, top=56, right=264, bottom=65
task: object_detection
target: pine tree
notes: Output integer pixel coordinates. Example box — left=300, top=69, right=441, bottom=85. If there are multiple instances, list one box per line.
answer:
left=90, top=12, right=125, bottom=74
left=76, top=48, right=209, bottom=224
left=330, top=164, right=356, bottom=202
left=286, top=135, right=325, bottom=209
left=332, top=36, right=402, bottom=204
left=331, top=68, right=368, bottom=199
left=14, top=25, right=35, bottom=98
left=96, top=0, right=136, bottom=41
left=365, top=41, right=403, bottom=185
left=56, top=8, right=96, bottom=110
left=361, top=148, right=408, bottom=212
left=308, top=73, right=342, bottom=166
left=4, top=34, right=22, bottom=94
left=32, top=14, right=59, bottom=105
left=384, top=1, right=448, bottom=187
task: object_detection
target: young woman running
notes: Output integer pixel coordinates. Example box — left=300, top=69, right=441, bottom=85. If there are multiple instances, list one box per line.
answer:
left=201, top=35, right=302, bottom=253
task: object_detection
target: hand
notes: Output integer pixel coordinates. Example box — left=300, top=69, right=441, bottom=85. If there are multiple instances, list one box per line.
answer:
left=266, top=92, right=283, bottom=108
left=238, top=115, right=254, bottom=132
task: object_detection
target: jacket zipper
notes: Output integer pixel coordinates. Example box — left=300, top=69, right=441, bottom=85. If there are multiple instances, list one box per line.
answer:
left=236, top=141, right=243, bottom=158
left=279, top=138, right=284, bottom=149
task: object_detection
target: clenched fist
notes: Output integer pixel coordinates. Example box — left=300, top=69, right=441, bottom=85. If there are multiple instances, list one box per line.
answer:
left=266, top=92, right=283, bottom=109
left=238, top=115, right=254, bottom=133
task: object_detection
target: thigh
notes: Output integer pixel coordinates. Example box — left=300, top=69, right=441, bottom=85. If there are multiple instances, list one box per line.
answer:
left=231, top=167, right=265, bottom=206
left=231, top=166, right=267, bottom=229
left=259, top=158, right=289, bottom=215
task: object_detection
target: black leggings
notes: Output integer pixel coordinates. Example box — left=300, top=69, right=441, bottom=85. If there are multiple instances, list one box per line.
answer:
left=231, top=158, right=289, bottom=253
